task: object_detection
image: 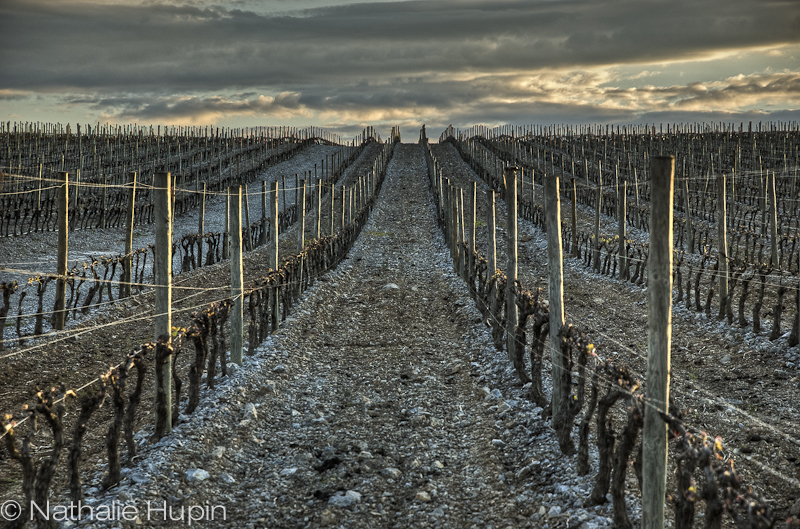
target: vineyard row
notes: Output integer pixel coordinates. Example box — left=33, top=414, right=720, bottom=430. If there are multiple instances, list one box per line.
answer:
left=1, top=132, right=400, bottom=529
left=421, top=126, right=785, bottom=529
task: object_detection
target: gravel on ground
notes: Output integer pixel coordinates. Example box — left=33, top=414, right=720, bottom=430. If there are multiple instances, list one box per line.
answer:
left=74, top=144, right=616, bottom=529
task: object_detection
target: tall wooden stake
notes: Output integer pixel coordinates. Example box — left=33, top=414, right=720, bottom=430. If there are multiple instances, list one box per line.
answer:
left=717, top=172, right=728, bottom=318
left=468, top=181, right=476, bottom=292
left=53, top=171, right=69, bottom=330
left=505, top=167, right=519, bottom=363
left=329, top=183, right=335, bottom=236
left=121, top=171, right=137, bottom=298
left=450, top=186, right=461, bottom=273
left=684, top=176, right=693, bottom=253
left=594, top=168, right=603, bottom=273
left=544, top=174, right=565, bottom=426
left=198, top=182, right=206, bottom=261
left=230, top=186, right=244, bottom=365
left=642, top=156, right=674, bottom=529
left=571, top=178, right=579, bottom=258
left=315, top=178, right=322, bottom=239
left=348, top=186, right=354, bottom=225
left=270, top=181, right=280, bottom=330
left=768, top=171, right=779, bottom=266
left=298, top=179, right=306, bottom=296
left=243, top=183, right=253, bottom=252
left=153, top=170, right=172, bottom=433
left=487, top=190, right=497, bottom=275
left=223, top=188, right=230, bottom=259
left=260, top=181, right=267, bottom=246
left=618, top=181, right=628, bottom=279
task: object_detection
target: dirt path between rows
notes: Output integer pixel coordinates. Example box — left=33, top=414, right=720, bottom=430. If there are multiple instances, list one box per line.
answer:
left=66, top=144, right=600, bottom=529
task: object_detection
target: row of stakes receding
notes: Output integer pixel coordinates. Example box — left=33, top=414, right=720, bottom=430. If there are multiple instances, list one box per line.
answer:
left=442, top=123, right=800, bottom=352
left=0, top=126, right=388, bottom=348
left=1, top=129, right=401, bottom=529
left=421, top=122, right=798, bottom=529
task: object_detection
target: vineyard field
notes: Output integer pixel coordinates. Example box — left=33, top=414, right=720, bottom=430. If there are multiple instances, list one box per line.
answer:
left=1, top=122, right=799, bottom=528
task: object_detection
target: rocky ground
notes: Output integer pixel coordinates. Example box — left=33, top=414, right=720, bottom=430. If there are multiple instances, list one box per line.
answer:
left=44, top=144, right=622, bottom=529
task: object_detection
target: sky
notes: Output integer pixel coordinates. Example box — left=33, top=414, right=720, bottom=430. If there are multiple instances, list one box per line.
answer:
left=1, top=0, right=799, bottom=139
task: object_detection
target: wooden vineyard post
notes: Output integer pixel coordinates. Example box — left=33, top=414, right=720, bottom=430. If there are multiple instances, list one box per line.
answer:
left=198, top=182, right=206, bottom=261
left=618, top=181, right=628, bottom=279
left=594, top=165, right=603, bottom=272
left=442, top=182, right=450, bottom=256
left=634, top=169, right=641, bottom=229
left=73, top=168, right=80, bottom=230
left=53, top=171, right=69, bottom=330
left=544, top=173, right=565, bottom=426
left=359, top=175, right=364, bottom=212
left=369, top=170, right=374, bottom=202
left=437, top=168, right=444, bottom=227
left=298, top=179, right=306, bottom=297
left=348, top=186, right=354, bottom=225
left=37, top=163, right=43, bottom=208
left=243, top=184, right=253, bottom=252
left=171, top=174, right=177, bottom=220
left=487, top=190, right=497, bottom=275
left=442, top=180, right=450, bottom=250
left=223, top=188, right=230, bottom=259
left=443, top=183, right=451, bottom=263
left=229, top=186, right=244, bottom=365
left=451, top=184, right=457, bottom=266
left=759, top=165, right=766, bottom=236
left=451, top=185, right=459, bottom=271
left=530, top=168, right=535, bottom=207
left=101, top=170, right=108, bottom=228
left=341, top=186, right=346, bottom=230
left=260, top=181, right=267, bottom=247
left=684, top=176, right=693, bottom=253
left=468, top=181, right=476, bottom=293
left=121, top=171, right=137, bottom=299
left=315, top=178, right=322, bottom=239
left=571, top=178, right=579, bottom=258
left=717, top=172, right=728, bottom=318
left=768, top=171, right=778, bottom=266
left=153, top=170, right=173, bottom=434
left=450, top=186, right=458, bottom=272
left=459, top=188, right=466, bottom=278
left=505, top=167, right=519, bottom=363
left=329, top=183, right=335, bottom=236
left=642, top=156, right=673, bottom=529
left=270, top=181, right=279, bottom=330
left=355, top=176, right=360, bottom=213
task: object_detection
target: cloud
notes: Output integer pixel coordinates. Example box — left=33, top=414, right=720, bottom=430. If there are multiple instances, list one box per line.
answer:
left=2, top=0, right=799, bottom=93
left=72, top=92, right=313, bottom=123
left=30, top=68, right=796, bottom=134
left=1, top=0, right=798, bottom=132
left=602, top=71, right=800, bottom=112
left=0, top=89, right=32, bottom=101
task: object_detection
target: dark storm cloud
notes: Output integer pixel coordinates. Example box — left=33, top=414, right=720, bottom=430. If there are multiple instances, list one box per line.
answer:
left=67, top=92, right=311, bottom=122
left=2, top=0, right=799, bottom=93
